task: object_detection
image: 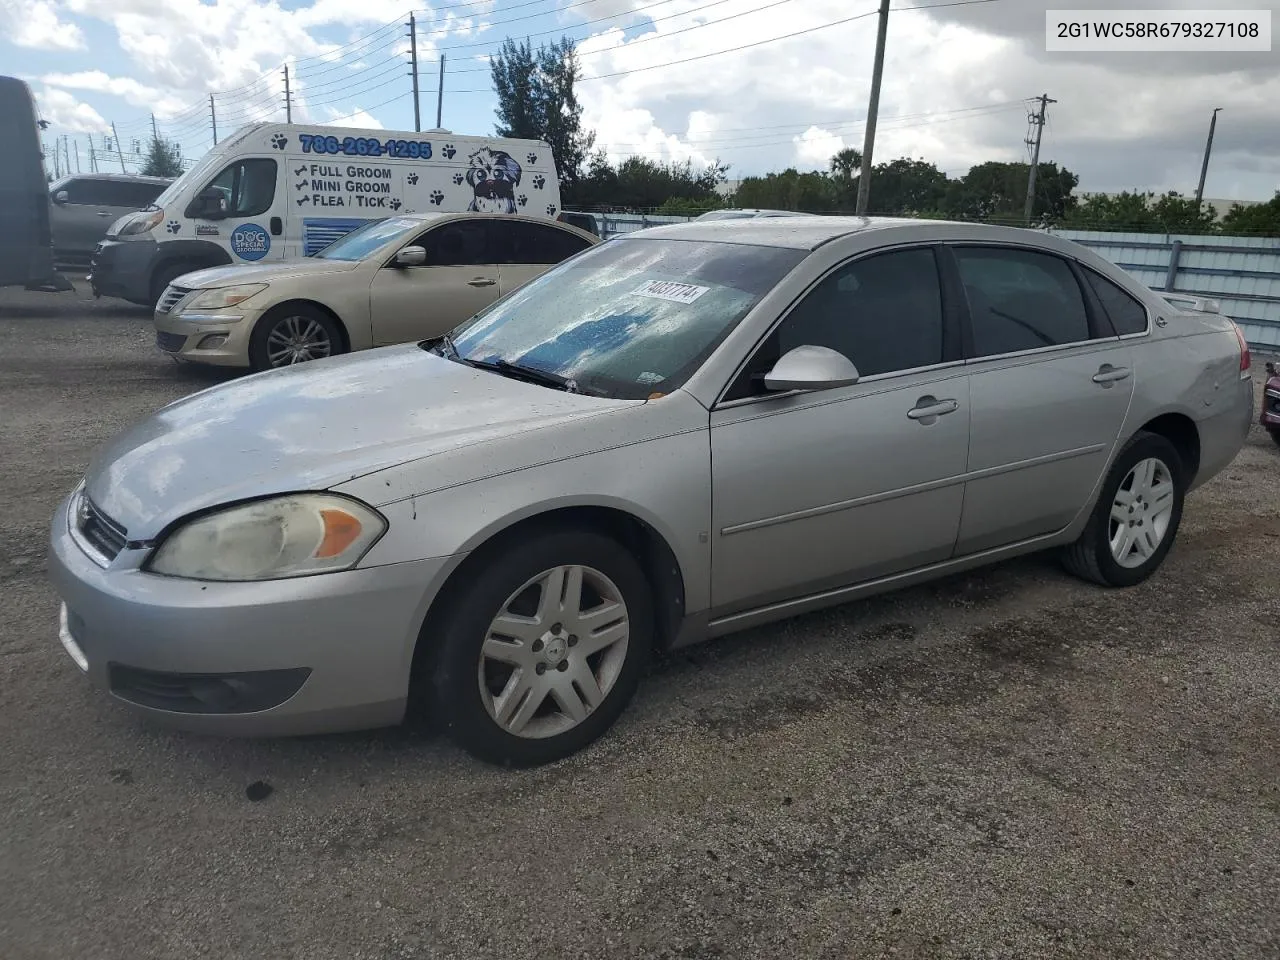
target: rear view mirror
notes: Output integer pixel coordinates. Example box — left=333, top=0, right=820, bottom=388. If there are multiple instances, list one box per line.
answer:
left=763, top=345, right=860, bottom=393
left=393, top=246, right=427, bottom=267
left=53, top=190, right=69, bottom=204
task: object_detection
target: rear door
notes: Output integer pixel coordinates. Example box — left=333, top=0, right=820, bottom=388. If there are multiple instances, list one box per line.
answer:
left=368, top=218, right=501, bottom=346
left=56, top=178, right=116, bottom=258
left=949, top=244, right=1134, bottom=555
left=496, top=220, right=595, bottom=295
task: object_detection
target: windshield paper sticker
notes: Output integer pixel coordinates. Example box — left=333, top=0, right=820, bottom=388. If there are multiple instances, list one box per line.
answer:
left=632, top=280, right=709, bottom=305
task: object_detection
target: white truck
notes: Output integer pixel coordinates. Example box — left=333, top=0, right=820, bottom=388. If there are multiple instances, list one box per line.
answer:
left=89, top=122, right=562, bottom=306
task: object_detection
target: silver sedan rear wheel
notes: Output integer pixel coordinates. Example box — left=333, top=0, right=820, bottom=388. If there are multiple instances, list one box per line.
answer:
left=479, top=564, right=630, bottom=739
left=1108, top=456, right=1176, bottom=569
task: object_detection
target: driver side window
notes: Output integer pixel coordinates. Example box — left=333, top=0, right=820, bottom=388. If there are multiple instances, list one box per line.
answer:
left=724, top=247, right=946, bottom=401
left=418, top=220, right=490, bottom=266
left=205, top=158, right=277, bottom=218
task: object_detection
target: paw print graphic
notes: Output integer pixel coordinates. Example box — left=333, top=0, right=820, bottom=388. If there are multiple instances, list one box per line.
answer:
left=165, top=220, right=181, bottom=234
left=389, top=198, right=403, bottom=211
left=532, top=174, right=546, bottom=190
left=442, top=144, right=456, bottom=159
left=517, top=194, right=528, bottom=207
left=452, top=172, right=464, bottom=185
left=429, top=190, right=445, bottom=206
left=406, top=172, right=419, bottom=186
left=546, top=204, right=557, bottom=217
left=270, top=133, right=288, bottom=150
left=526, top=152, right=538, bottom=165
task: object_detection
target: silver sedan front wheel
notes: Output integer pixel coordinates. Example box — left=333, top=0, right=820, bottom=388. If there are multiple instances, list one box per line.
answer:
left=428, top=528, right=653, bottom=767
left=479, top=564, right=630, bottom=739
left=1108, top=457, right=1176, bottom=568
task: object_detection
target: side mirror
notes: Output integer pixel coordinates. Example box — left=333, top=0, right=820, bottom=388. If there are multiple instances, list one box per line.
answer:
left=53, top=190, right=69, bottom=204
left=187, top=188, right=228, bottom=220
left=393, top=246, right=427, bottom=267
left=1266, top=361, right=1277, bottom=376
left=763, top=345, right=860, bottom=393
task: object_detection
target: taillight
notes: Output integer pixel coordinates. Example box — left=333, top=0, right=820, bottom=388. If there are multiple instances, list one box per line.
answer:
left=1232, top=322, right=1251, bottom=372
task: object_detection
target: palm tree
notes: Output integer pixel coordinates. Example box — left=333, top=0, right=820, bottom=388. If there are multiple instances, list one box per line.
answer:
left=829, top=147, right=862, bottom=183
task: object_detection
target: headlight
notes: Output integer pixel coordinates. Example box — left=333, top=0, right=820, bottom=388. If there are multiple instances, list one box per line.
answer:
left=116, top=208, right=164, bottom=237
left=184, top=284, right=269, bottom=311
left=147, top=494, right=387, bottom=581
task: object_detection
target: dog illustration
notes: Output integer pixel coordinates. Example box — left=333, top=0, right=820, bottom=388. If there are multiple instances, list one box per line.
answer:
left=466, top=147, right=522, bottom=214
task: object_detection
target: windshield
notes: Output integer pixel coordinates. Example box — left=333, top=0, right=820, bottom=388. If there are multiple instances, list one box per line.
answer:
left=312, top=217, right=417, bottom=260
left=149, top=152, right=221, bottom=210
left=447, top=237, right=805, bottom=400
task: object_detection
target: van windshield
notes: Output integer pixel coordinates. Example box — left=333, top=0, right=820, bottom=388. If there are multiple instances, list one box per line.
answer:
left=313, top=218, right=417, bottom=261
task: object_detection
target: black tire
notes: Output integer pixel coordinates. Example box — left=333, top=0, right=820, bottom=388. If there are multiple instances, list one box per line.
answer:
left=1270, top=428, right=1280, bottom=449
left=1062, top=431, right=1186, bottom=587
left=248, top=303, right=344, bottom=372
left=428, top=528, right=653, bottom=767
left=148, top=262, right=194, bottom=308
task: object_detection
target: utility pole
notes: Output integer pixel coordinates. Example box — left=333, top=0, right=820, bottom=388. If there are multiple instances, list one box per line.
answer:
left=855, top=0, right=891, bottom=215
left=1194, top=107, right=1222, bottom=210
left=436, top=54, right=445, bottom=129
left=150, top=112, right=159, bottom=144
left=111, top=121, right=127, bottom=172
left=408, top=13, right=421, bottom=132
left=1023, top=93, right=1055, bottom=225
left=63, top=135, right=72, bottom=175
left=283, top=65, right=292, bottom=123
left=74, top=138, right=81, bottom=173
left=209, top=94, right=219, bottom=145
left=88, top=137, right=97, bottom=172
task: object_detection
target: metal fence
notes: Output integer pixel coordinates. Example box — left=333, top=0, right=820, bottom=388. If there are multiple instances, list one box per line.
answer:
left=576, top=213, right=1280, bottom=349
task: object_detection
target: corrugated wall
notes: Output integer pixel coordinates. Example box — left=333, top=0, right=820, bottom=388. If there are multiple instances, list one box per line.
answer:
left=585, top=215, right=1280, bottom=348
left=1050, top=230, right=1280, bottom=348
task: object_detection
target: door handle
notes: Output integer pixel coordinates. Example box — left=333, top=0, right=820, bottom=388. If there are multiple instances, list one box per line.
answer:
left=1093, top=364, right=1131, bottom=385
left=467, top=278, right=496, bottom=287
left=907, top=397, right=959, bottom=421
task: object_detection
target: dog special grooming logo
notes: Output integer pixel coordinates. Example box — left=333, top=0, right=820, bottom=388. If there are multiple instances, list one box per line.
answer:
left=465, top=147, right=522, bottom=214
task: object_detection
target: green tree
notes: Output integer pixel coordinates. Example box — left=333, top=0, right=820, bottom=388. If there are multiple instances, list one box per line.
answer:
left=141, top=136, right=183, bottom=178
left=828, top=147, right=861, bottom=208
left=1062, top=191, right=1158, bottom=231
left=733, top=168, right=840, bottom=212
left=490, top=36, right=595, bottom=187
left=1149, top=191, right=1216, bottom=234
left=942, top=161, right=1077, bottom=223
left=569, top=153, right=727, bottom=210
left=865, top=158, right=949, bottom=215
left=1220, top=192, right=1280, bottom=236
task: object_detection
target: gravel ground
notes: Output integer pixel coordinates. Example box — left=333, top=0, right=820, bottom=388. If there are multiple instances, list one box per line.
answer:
left=1, top=281, right=1278, bottom=960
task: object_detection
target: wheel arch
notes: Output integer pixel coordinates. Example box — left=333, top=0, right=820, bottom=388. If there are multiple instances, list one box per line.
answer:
left=1134, top=411, right=1201, bottom=484
left=409, top=501, right=689, bottom=688
left=255, top=299, right=352, bottom=354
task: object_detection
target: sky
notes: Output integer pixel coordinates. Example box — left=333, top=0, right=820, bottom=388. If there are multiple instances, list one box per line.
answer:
left=4, top=0, right=1278, bottom=201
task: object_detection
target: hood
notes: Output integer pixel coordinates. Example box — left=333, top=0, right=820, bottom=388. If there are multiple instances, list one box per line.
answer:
left=83, top=346, right=634, bottom=539
left=178, top=258, right=361, bottom=289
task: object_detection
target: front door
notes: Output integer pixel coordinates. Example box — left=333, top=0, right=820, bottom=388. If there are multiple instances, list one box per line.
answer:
left=368, top=218, right=501, bottom=346
left=197, top=157, right=287, bottom=264
left=710, top=246, right=971, bottom=615
left=949, top=244, right=1135, bottom=555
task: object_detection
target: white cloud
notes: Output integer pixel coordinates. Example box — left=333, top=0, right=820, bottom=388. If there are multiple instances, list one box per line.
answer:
left=325, top=107, right=384, bottom=128
left=40, top=71, right=192, bottom=119
left=0, top=0, right=85, bottom=49
left=34, top=87, right=110, bottom=133
left=794, top=126, right=846, bottom=170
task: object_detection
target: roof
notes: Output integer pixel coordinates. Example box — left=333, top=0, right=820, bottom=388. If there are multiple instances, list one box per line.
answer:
left=58, top=172, right=173, bottom=184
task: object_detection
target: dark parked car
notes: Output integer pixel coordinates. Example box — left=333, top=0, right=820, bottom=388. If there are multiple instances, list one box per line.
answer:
left=49, top=173, right=171, bottom=265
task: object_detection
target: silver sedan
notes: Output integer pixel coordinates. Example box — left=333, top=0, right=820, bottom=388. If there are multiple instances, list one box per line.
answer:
left=48, top=217, right=1255, bottom=766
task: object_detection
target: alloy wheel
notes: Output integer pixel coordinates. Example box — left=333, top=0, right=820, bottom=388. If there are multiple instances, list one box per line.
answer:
left=1108, top=456, right=1176, bottom=569
left=478, top=564, right=630, bottom=739
left=266, top=315, right=333, bottom=366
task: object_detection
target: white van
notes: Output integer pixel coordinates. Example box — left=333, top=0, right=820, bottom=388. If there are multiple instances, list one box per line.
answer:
left=89, top=122, right=562, bottom=306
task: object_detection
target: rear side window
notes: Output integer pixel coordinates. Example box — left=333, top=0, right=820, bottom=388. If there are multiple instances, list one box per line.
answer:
left=955, top=246, right=1091, bottom=357
left=1084, top=268, right=1149, bottom=336
left=497, top=221, right=593, bottom=265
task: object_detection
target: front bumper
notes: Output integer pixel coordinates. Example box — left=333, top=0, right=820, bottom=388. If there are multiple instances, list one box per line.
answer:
left=90, top=238, right=158, bottom=304
left=154, top=304, right=261, bottom=368
left=48, top=494, right=451, bottom=736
